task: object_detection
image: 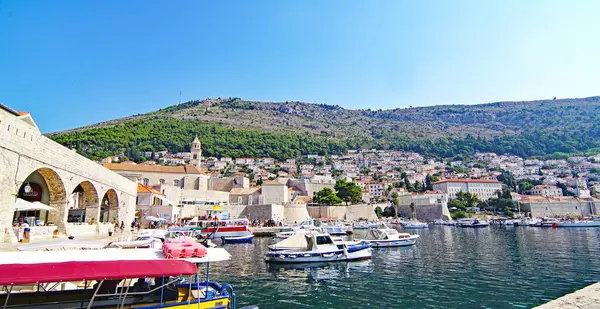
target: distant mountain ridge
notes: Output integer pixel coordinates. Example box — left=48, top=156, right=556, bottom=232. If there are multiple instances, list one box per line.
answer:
left=49, top=96, right=600, bottom=161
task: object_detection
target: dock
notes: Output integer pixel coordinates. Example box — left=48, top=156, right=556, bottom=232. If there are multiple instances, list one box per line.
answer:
left=248, top=227, right=282, bottom=237
left=533, top=282, right=600, bottom=309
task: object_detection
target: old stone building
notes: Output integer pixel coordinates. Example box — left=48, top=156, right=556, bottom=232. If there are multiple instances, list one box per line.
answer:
left=0, top=104, right=137, bottom=243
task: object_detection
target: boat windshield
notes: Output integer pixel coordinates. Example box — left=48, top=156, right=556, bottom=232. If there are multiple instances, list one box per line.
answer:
left=316, top=236, right=334, bottom=245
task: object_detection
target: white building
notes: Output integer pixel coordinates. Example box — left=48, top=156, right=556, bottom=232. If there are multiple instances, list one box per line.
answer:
left=530, top=185, right=563, bottom=197
left=432, top=179, right=502, bottom=200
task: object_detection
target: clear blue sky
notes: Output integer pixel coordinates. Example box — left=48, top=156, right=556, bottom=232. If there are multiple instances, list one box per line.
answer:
left=1, top=1, right=599, bottom=133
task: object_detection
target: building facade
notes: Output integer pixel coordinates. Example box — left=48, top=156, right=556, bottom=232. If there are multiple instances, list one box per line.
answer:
left=432, top=179, right=502, bottom=200
left=0, top=104, right=137, bottom=243
left=530, top=185, right=563, bottom=197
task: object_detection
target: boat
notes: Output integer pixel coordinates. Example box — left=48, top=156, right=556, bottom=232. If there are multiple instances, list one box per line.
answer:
left=359, top=223, right=419, bottom=247
left=264, top=232, right=372, bottom=263
left=221, top=234, right=254, bottom=244
left=0, top=246, right=257, bottom=309
left=274, top=219, right=323, bottom=238
left=352, top=221, right=379, bottom=229
left=320, top=218, right=349, bottom=235
left=404, top=220, right=429, bottom=229
left=180, top=208, right=252, bottom=239
left=556, top=220, right=600, bottom=227
left=457, top=218, right=489, bottom=227
left=530, top=217, right=559, bottom=227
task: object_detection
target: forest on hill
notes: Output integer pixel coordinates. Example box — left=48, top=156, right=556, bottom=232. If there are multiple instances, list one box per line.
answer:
left=49, top=96, right=600, bottom=161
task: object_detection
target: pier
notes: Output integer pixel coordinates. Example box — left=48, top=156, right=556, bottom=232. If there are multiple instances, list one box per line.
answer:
left=533, top=282, right=600, bottom=309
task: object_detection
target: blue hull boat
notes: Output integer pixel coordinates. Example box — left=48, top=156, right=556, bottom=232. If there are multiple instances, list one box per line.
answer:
left=221, top=234, right=254, bottom=244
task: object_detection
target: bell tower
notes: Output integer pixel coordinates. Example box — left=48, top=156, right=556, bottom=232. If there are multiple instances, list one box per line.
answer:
left=190, top=136, right=202, bottom=167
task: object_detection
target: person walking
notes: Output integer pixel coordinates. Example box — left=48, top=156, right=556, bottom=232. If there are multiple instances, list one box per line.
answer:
left=120, top=221, right=125, bottom=233
left=108, top=222, right=114, bottom=237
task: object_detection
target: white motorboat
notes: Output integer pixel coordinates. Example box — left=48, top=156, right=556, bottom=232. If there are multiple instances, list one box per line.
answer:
left=353, top=222, right=380, bottom=229
left=404, top=220, right=428, bottom=229
left=556, top=220, right=600, bottom=227
left=264, top=233, right=372, bottom=263
left=360, top=223, right=419, bottom=247
left=457, top=218, right=489, bottom=227
left=320, top=219, right=349, bottom=235
left=274, top=220, right=323, bottom=238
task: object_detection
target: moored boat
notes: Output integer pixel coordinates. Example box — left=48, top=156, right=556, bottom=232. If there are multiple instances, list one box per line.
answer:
left=556, top=220, right=600, bottom=227
left=359, top=223, right=419, bottom=247
left=221, top=234, right=255, bottom=244
left=0, top=246, right=257, bottom=309
left=457, top=218, right=489, bottom=227
left=264, top=233, right=372, bottom=263
left=404, top=220, right=429, bottom=229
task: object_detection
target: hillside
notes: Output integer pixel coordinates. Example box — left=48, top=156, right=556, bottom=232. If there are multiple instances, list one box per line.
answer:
left=50, top=96, right=600, bottom=161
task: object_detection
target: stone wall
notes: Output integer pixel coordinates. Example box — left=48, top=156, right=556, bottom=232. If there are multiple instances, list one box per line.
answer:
left=398, top=203, right=449, bottom=221
left=283, top=203, right=312, bottom=223
left=0, top=108, right=137, bottom=242
left=523, top=200, right=598, bottom=218
left=306, top=204, right=377, bottom=221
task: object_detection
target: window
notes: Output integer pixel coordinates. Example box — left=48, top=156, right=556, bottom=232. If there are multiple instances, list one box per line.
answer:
left=7, top=125, right=10, bottom=131
left=316, top=236, right=333, bottom=245
left=143, top=178, right=149, bottom=186
left=174, top=179, right=180, bottom=187
left=159, top=179, right=165, bottom=185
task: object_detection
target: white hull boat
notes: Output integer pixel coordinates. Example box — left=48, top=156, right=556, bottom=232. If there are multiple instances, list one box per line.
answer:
left=404, top=221, right=428, bottom=229
left=556, top=221, right=600, bottom=227
left=457, top=219, right=489, bottom=228
left=360, top=223, right=419, bottom=247
left=265, top=233, right=372, bottom=263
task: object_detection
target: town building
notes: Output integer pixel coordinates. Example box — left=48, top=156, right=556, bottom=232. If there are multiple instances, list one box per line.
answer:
left=432, top=179, right=502, bottom=200
left=530, top=185, right=563, bottom=197
left=0, top=104, right=137, bottom=243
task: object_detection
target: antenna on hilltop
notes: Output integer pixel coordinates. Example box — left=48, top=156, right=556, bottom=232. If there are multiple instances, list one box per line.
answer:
left=179, top=89, right=182, bottom=105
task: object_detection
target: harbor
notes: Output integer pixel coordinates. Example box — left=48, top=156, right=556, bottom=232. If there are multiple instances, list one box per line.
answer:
left=214, top=224, right=600, bottom=308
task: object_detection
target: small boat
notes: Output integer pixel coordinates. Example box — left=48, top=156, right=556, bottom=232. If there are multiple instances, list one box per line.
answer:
left=404, top=220, right=429, bottom=229
left=457, top=218, right=489, bottom=227
left=320, top=219, right=348, bottom=235
left=353, top=222, right=380, bottom=229
left=0, top=246, right=256, bottom=309
left=360, top=223, right=419, bottom=247
left=530, top=217, right=559, bottom=227
left=264, top=233, right=372, bottom=263
left=556, top=220, right=600, bottom=227
left=221, top=234, right=254, bottom=244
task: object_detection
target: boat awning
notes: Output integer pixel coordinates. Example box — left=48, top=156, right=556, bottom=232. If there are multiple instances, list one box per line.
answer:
left=0, top=260, right=198, bottom=286
left=0, top=247, right=232, bottom=265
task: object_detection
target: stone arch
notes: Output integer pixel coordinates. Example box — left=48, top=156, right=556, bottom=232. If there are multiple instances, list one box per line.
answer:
left=100, top=189, right=119, bottom=223
left=68, top=181, right=99, bottom=224
left=17, top=167, right=68, bottom=229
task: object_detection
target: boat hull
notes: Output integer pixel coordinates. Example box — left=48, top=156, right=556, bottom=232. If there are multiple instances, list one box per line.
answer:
left=363, top=237, right=418, bottom=248
left=264, top=244, right=372, bottom=263
left=221, top=235, right=254, bottom=244
left=556, top=222, right=600, bottom=227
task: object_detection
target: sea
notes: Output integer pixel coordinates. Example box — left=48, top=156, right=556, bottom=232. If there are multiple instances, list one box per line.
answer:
left=209, top=226, right=600, bottom=309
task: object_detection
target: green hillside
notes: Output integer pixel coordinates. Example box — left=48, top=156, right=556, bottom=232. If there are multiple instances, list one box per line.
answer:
left=49, top=96, right=600, bottom=161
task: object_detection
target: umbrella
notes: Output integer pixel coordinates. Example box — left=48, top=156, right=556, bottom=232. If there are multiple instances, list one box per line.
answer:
left=14, top=198, right=56, bottom=212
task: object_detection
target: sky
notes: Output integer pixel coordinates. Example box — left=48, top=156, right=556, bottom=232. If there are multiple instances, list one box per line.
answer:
left=1, top=0, right=600, bottom=133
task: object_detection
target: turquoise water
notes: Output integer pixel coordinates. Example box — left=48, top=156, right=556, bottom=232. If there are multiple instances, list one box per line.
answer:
left=210, top=226, right=600, bottom=308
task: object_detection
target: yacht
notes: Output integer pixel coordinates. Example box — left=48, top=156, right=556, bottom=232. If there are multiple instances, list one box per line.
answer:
left=457, top=218, right=489, bottom=228
left=264, top=233, right=372, bottom=263
left=359, top=223, right=419, bottom=247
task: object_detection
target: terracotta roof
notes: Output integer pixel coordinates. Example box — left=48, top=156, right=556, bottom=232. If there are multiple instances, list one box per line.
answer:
left=230, top=187, right=261, bottom=195
left=433, top=178, right=500, bottom=184
left=17, top=111, right=30, bottom=116
left=137, top=183, right=163, bottom=195
left=104, top=163, right=204, bottom=174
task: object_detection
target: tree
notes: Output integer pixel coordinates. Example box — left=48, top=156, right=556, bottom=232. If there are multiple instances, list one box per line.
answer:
left=425, top=174, right=433, bottom=191
left=391, top=192, right=399, bottom=217
left=256, top=178, right=263, bottom=186
left=334, top=179, right=362, bottom=205
left=409, top=202, right=416, bottom=219
left=455, top=191, right=479, bottom=208
left=313, top=188, right=343, bottom=205
left=404, top=177, right=415, bottom=192
left=375, top=206, right=383, bottom=218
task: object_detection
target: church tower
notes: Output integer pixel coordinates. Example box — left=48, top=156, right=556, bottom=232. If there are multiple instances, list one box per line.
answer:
left=190, top=136, right=202, bottom=167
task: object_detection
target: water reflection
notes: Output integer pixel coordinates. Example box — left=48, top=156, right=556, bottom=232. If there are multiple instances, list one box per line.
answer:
left=210, top=226, right=600, bottom=309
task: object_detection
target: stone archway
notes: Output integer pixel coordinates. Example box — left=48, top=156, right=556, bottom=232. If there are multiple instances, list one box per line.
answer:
left=68, top=181, right=99, bottom=224
left=100, top=189, right=119, bottom=224
left=18, top=167, right=67, bottom=231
